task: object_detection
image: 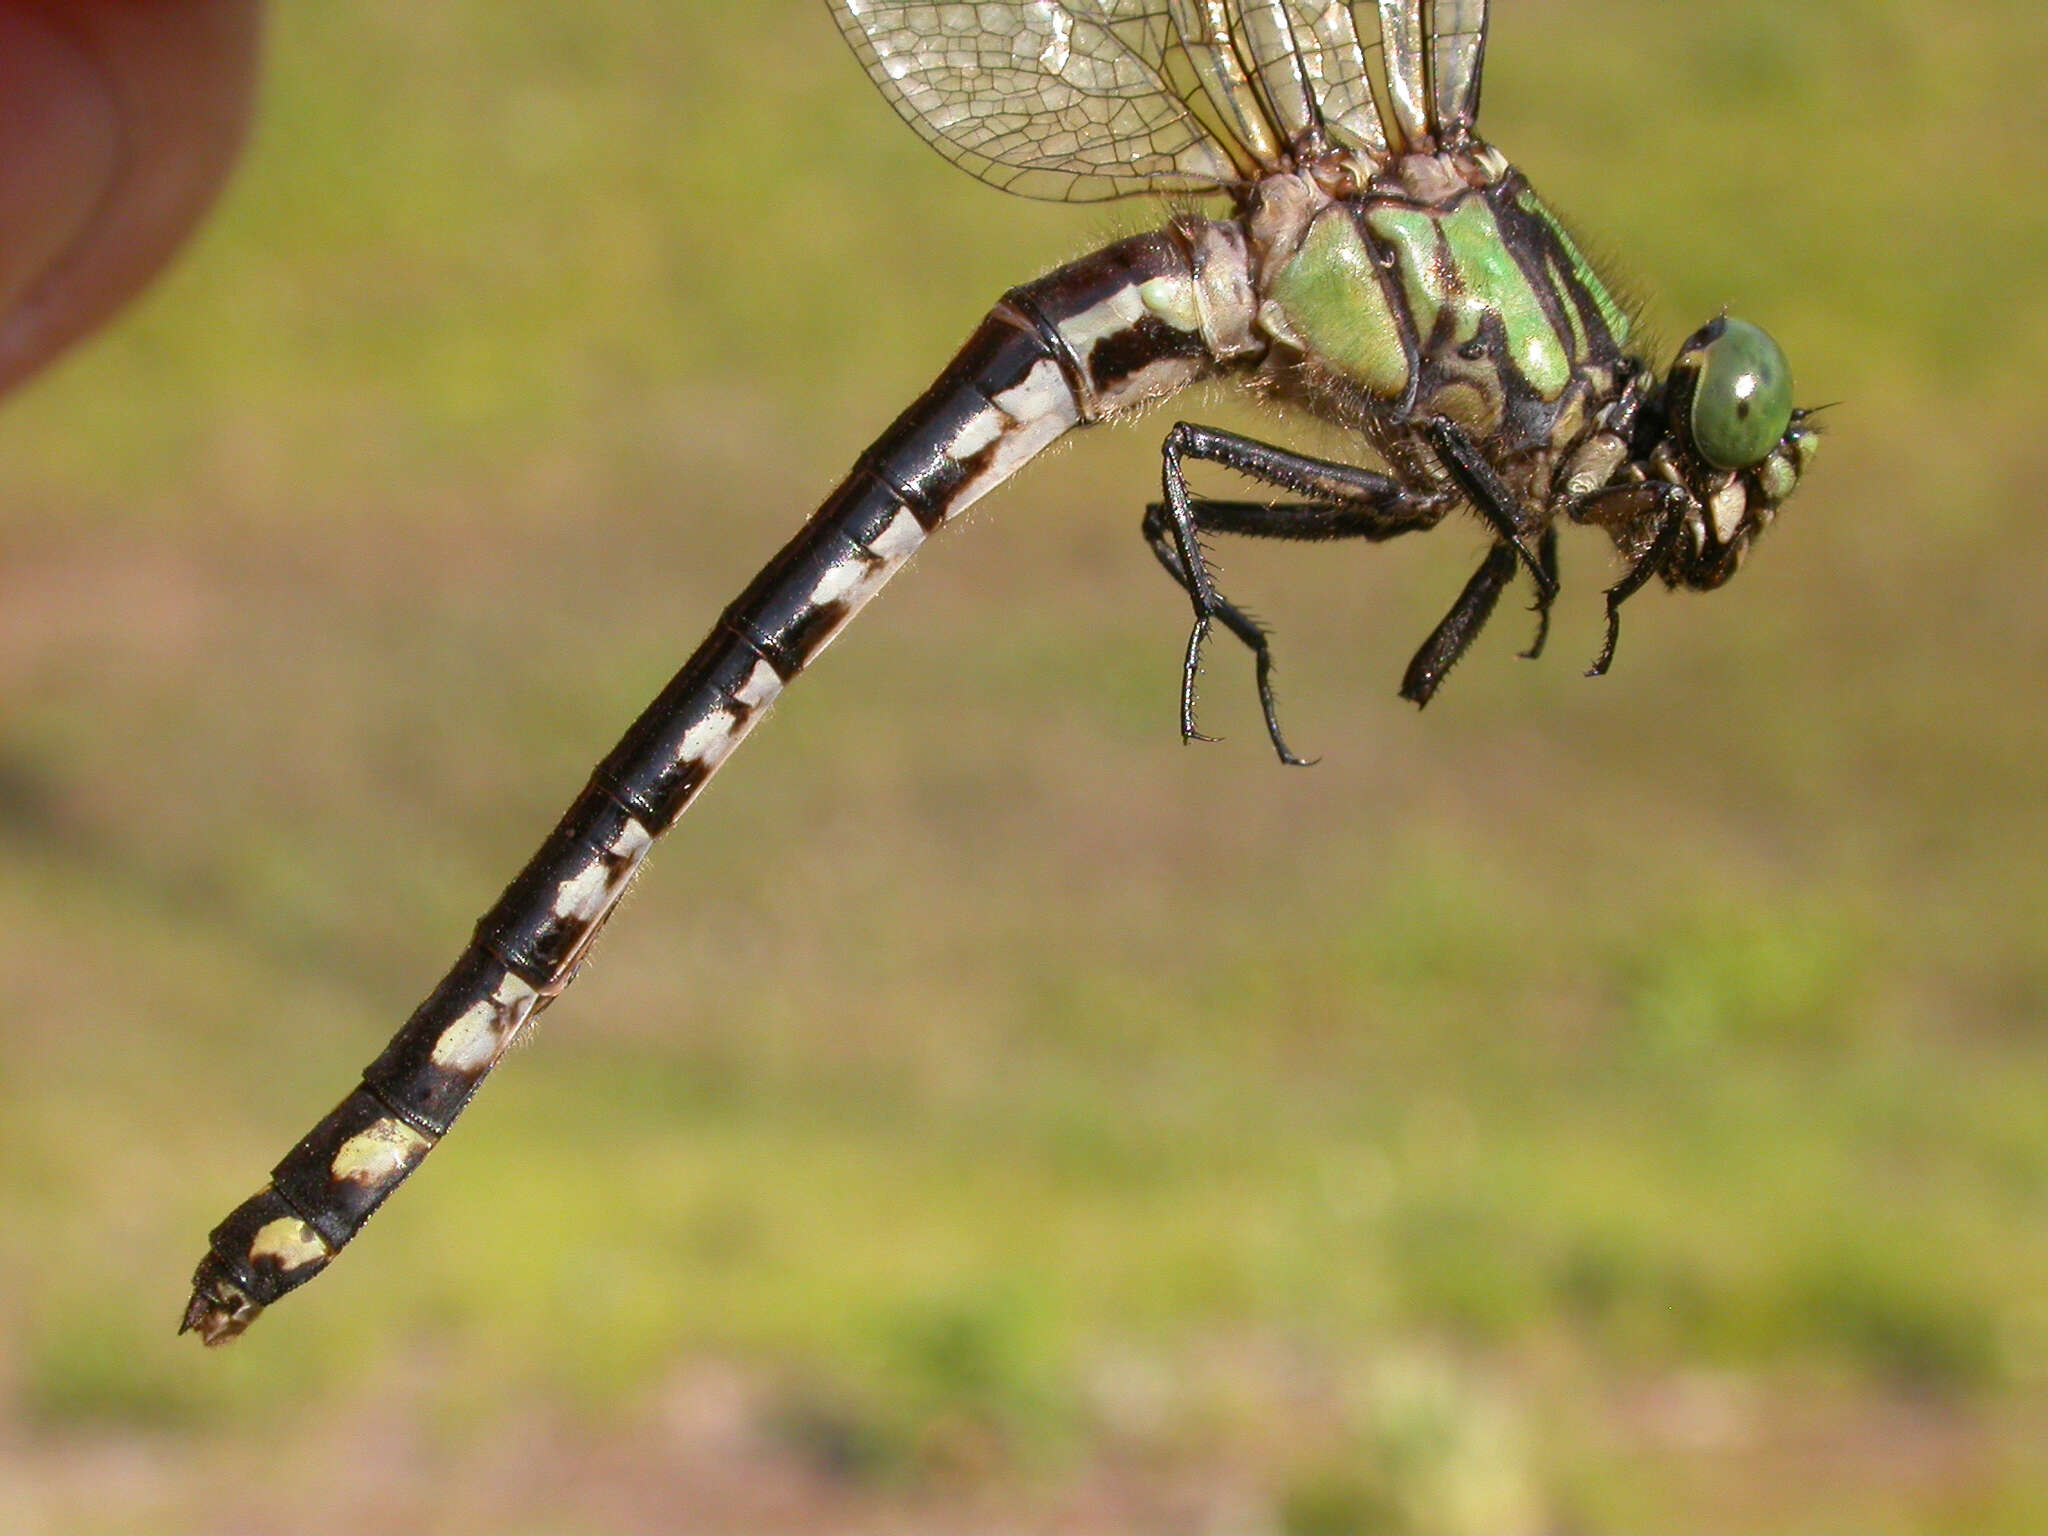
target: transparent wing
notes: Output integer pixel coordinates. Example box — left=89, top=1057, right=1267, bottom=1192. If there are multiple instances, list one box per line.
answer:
left=828, top=1, right=1249, bottom=202
left=1213, top=0, right=1388, bottom=165
left=1360, top=0, right=1486, bottom=153
left=1424, top=0, right=1487, bottom=143
left=1213, top=2, right=1489, bottom=160
left=827, top=1, right=1488, bottom=203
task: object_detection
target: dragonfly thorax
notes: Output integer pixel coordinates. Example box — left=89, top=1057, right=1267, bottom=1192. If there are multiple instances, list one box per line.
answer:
left=1249, top=160, right=1635, bottom=489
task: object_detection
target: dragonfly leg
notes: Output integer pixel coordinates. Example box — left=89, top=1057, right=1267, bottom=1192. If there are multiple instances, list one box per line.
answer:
left=1422, top=419, right=1559, bottom=598
left=1399, top=540, right=1519, bottom=707
left=1152, top=422, right=1452, bottom=763
left=1520, top=527, right=1560, bottom=661
left=1577, top=482, right=1692, bottom=676
left=1142, top=510, right=1300, bottom=761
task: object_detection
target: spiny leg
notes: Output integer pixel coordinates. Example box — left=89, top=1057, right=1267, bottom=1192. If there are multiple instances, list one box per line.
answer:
left=1161, top=500, right=1554, bottom=709
left=1143, top=506, right=1301, bottom=762
left=1520, top=526, right=1559, bottom=661
left=1579, top=482, right=1692, bottom=676
left=1422, top=419, right=1558, bottom=597
left=1399, top=541, right=1519, bottom=707
left=1144, top=497, right=1455, bottom=543
left=1152, top=422, right=1451, bottom=762
left=1142, top=496, right=1458, bottom=761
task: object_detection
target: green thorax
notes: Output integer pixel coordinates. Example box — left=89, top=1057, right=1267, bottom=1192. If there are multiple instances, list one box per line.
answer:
left=1263, top=166, right=1632, bottom=447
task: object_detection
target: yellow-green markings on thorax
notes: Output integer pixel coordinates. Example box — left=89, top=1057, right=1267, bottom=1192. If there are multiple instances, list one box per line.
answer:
left=1367, top=196, right=1572, bottom=402
left=1515, top=188, right=1632, bottom=351
left=1265, top=205, right=1411, bottom=399
left=1547, top=253, right=1590, bottom=362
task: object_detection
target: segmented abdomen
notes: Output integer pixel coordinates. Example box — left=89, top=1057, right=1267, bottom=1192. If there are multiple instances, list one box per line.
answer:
left=184, top=218, right=1257, bottom=1343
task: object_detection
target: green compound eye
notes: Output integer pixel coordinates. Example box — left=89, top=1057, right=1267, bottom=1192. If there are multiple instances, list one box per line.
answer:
left=1688, top=317, right=1794, bottom=470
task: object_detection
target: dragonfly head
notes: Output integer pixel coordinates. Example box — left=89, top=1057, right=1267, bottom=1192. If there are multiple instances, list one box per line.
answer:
left=1656, top=316, right=1820, bottom=590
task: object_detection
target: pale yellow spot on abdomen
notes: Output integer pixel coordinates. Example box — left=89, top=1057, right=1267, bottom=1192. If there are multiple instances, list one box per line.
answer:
left=249, top=1216, right=330, bottom=1272
left=552, top=860, right=609, bottom=922
left=430, top=998, right=503, bottom=1074
left=330, top=1118, right=432, bottom=1185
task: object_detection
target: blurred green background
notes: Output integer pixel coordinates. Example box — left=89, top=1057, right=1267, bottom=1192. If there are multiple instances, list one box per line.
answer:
left=3, top=2, right=2045, bottom=1532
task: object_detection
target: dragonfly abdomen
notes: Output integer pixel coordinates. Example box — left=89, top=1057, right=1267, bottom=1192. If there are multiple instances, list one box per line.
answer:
left=183, top=220, right=1252, bottom=1343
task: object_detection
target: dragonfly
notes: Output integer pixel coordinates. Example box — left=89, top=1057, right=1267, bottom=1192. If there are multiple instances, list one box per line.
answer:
left=184, top=0, right=1819, bottom=1343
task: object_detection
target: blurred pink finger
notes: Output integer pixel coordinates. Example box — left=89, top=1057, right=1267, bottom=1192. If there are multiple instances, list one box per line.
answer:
left=0, top=0, right=260, bottom=396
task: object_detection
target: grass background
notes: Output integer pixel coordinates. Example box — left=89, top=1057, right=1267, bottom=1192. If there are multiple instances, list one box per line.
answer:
left=2, top=1, right=2045, bottom=1531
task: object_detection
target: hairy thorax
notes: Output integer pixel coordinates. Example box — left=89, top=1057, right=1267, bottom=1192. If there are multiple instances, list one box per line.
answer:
left=1245, top=152, right=1638, bottom=528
